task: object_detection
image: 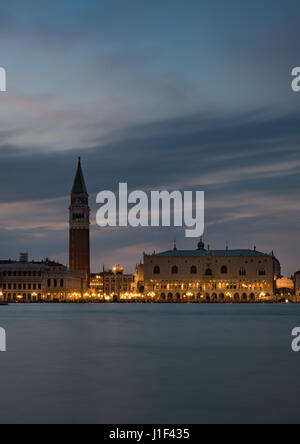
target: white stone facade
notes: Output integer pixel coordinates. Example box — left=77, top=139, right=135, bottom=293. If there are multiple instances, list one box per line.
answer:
left=141, top=244, right=281, bottom=302
left=0, top=260, right=83, bottom=302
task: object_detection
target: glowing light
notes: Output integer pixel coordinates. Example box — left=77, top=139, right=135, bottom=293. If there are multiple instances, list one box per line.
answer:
left=112, top=264, right=124, bottom=273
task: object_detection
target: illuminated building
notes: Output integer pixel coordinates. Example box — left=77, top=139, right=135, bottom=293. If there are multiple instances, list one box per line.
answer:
left=141, top=239, right=281, bottom=302
left=0, top=254, right=83, bottom=302
left=98, top=265, right=134, bottom=300
left=276, top=277, right=294, bottom=301
left=90, top=274, right=103, bottom=294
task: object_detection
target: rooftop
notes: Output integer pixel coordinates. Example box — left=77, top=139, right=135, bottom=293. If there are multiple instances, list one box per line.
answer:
left=0, top=262, right=51, bottom=270
left=150, top=249, right=270, bottom=258
left=0, top=259, right=65, bottom=270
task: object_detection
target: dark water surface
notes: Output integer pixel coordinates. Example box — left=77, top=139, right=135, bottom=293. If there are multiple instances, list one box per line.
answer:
left=0, top=304, right=300, bottom=424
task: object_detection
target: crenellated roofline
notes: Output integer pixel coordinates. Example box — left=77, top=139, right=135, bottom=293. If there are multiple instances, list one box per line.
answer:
left=146, top=249, right=272, bottom=258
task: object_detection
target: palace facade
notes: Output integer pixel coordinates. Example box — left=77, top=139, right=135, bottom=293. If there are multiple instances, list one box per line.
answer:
left=140, top=239, right=281, bottom=302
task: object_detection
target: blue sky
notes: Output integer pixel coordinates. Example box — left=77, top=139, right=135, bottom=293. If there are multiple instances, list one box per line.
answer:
left=0, top=0, right=300, bottom=275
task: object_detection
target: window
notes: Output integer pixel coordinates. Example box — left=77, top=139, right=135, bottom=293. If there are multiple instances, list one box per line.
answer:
left=221, top=266, right=228, bottom=274
left=47, top=279, right=51, bottom=287
left=153, top=266, right=160, bottom=275
left=191, top=266, right=197, bottom=274
left=172, top=266, right=178, bottom=275
left=60, top=279, right=64, bottom=287
left=205, top=268, right=212, bottom=276
left=239, top=269, right=246, bottom=276
left=259, top=269, right=266, bottom=276
left=73, top=213, right=84, bottom=220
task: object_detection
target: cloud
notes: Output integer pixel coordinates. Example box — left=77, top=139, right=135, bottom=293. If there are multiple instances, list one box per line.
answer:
left=0, top=106, right=299, bottom=275
left=0, top=196, right=68, bottom=232
left=0, top=1, right=300, bottom=275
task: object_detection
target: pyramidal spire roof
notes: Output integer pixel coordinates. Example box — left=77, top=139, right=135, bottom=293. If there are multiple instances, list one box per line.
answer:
left=71, top=157, right=88, bottom=194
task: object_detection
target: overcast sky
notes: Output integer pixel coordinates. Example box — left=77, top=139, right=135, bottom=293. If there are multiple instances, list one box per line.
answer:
left=0, top=0, right=300, bottom=275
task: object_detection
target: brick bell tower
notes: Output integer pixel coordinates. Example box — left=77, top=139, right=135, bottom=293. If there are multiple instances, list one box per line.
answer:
left=69, top=157, right=90, bottom=287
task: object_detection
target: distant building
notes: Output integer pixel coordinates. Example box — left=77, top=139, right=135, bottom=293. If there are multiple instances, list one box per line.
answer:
left=69, top=157, right=90, bottom=288
left=140, top=239, right=281, bottom=302
left=90, top=265, right=134, bottom=299
left=0, top=255, right=83, bottom=302
left=19, top=252, right=29, bottom=263
left=276, top=277, right=294, bottom=299
left=90, top=273, right=103, bottom=295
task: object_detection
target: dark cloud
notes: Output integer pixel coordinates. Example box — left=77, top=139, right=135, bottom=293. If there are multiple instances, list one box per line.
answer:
left=0, top=0, right=300, bottom=275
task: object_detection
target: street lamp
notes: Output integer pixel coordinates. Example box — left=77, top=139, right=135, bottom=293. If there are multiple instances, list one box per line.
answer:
left=112, top=264, right=124, bottom=302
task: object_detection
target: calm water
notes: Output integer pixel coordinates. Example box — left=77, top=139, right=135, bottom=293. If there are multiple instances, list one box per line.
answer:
left=0, top=303, right=300, bottom=424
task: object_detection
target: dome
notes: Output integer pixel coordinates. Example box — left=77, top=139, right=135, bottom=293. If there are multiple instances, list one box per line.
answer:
left=197, top=238, right=205, bottom=250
